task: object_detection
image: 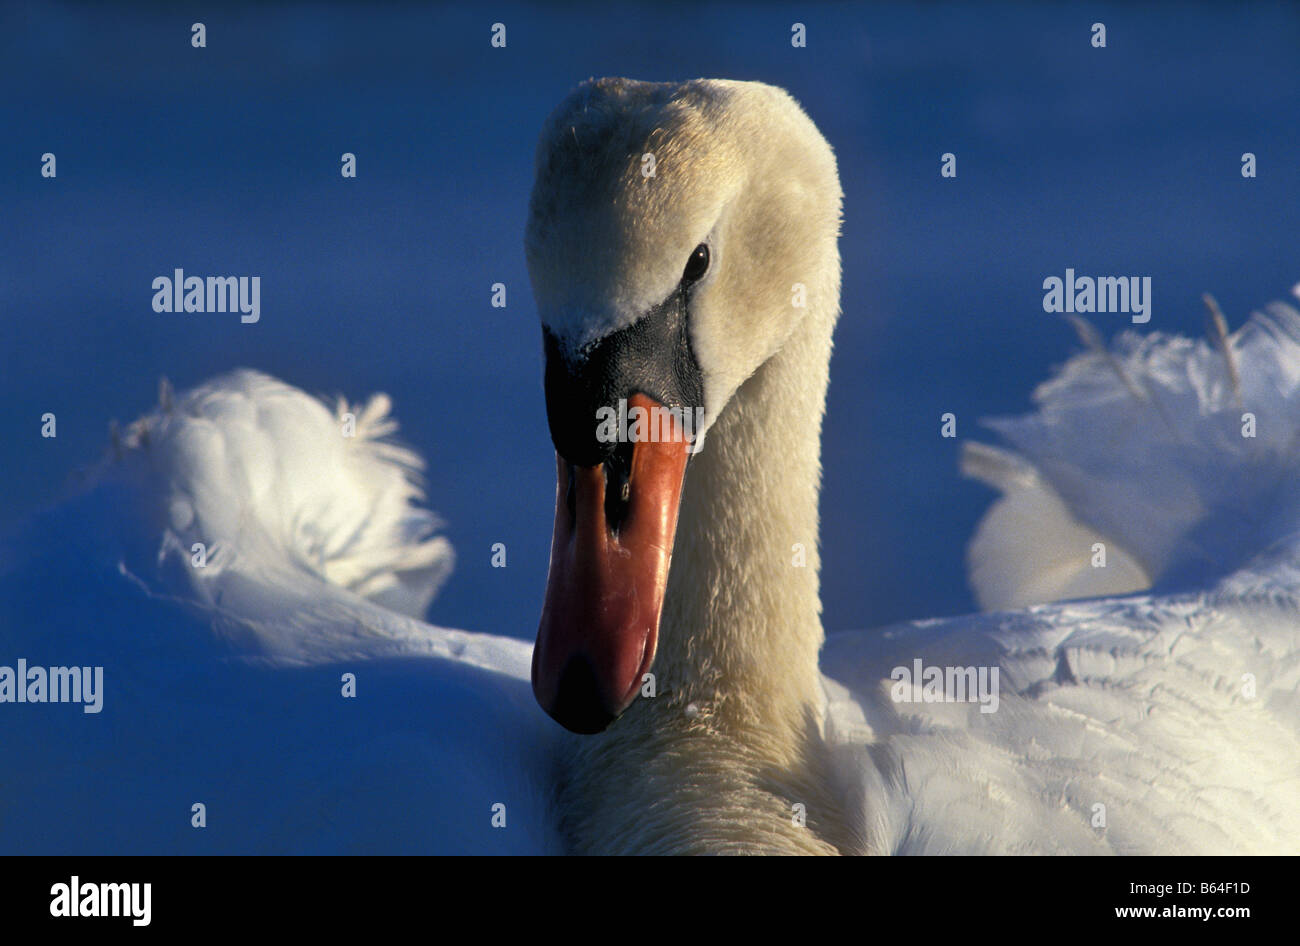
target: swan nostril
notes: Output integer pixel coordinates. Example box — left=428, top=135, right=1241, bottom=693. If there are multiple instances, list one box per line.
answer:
left=552, top=656, right=617, bottom=734
left=602, top=440, right=634, bottom=535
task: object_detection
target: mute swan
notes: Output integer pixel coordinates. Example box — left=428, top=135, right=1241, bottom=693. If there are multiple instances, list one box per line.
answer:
left=523, top=77, right=1300, bottom=855
left=527, top=78, right=852, bottom=853
left=3, top=78, right=1297, bottom=856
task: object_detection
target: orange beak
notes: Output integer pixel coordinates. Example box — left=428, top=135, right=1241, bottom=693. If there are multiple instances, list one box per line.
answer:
left=532, top=394, right=691, bottom=733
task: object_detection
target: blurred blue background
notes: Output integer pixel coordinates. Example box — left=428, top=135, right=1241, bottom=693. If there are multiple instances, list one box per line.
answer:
left=3, top=1, right=1297, bottom=638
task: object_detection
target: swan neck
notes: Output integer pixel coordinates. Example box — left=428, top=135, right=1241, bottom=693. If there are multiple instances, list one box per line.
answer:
left=659, top=305, right=835, bottom=728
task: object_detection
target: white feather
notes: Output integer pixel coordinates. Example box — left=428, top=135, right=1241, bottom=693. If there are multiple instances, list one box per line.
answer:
left=114, top=369, right=455, bottom=642
left=965, top=301, right=1300, bottom=608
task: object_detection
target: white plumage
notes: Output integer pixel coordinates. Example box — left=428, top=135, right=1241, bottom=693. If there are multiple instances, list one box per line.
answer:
left=0, top=369, right=562, bottom=854
left=964, top=296, right=1300, bottom=610
left=134, top=369, right=453, bottom=624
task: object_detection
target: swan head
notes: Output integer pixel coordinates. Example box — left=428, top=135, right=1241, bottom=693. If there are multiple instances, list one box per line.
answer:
left=526, top=77, right=841, bottom=733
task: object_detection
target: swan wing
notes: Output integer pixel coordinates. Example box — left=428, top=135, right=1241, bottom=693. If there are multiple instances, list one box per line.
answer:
left=822, top=573, right=1300, bottom=855
left=965, top=298, right=1300, bottom=609
left=823, top=293, right=1300, bottom=855
left=0, top=370, right=562, bottom=854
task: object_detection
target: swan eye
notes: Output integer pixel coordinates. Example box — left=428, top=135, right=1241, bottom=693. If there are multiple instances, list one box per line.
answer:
left=682, top=244, right=710, bottom=282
